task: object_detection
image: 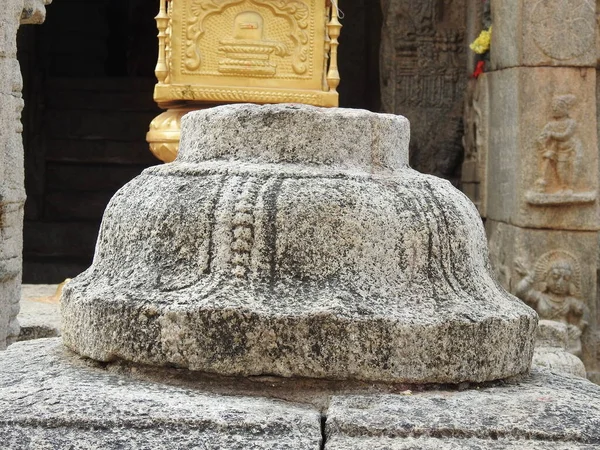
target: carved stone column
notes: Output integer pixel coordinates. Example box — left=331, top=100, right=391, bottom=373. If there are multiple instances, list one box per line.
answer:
left=0, top=0, right=50, bottom=350
left=380, top=0, right=467, bottom=183
left=483, top=0, right=600, bottom=382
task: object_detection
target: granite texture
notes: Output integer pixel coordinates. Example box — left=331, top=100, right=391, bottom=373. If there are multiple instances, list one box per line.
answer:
left=0, top=0, right=49, bottom=350
left=531, top=321, right=587, bottom=378
left=326, top=370, right=600, bottom=448
left=2, top=339, right=600, bottom=449
left=0, top=339, right=322, bottom=449
left=62, top=104, right=536, bottom=384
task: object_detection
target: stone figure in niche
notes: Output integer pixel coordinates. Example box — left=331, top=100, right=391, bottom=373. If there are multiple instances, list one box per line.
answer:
left=515, top=250, right=588, bottom=356
left=526, top=94, right=595, bottom=205
left=535, top=95, right=580, bottom=192
left=218, top=11, right=288, bottom=77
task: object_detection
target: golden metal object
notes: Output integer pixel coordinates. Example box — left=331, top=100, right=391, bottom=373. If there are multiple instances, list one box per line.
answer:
left=147, top=0, right=342, bottom=162
left=147, top=108, right=196, bottom=163
left=32, top=279, right=71, bottom=304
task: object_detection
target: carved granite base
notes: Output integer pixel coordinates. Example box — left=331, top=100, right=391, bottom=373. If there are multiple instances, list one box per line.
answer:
left=63, top=105, right=536, bottom=384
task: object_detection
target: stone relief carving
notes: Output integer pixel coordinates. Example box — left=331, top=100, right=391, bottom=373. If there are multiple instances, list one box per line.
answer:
left=528, top=0, right=595, bottom=61
left=515, top=250, right=588, bottom=356
left=462, top=78, right=485, bottom=164
left=231, top=178, right=260, bottom=279
left=184, top=0, right=310, bottom=77
left=526, top=94, right=596, bottom=205
left=380, top=0, right=466, bottom=180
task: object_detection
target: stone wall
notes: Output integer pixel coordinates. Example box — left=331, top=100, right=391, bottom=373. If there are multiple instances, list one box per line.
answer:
left=0, top=0, right=50, bottom=350
left=471, top=0, right=600, bottom=382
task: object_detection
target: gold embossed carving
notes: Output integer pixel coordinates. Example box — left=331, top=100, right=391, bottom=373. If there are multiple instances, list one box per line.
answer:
left=183, top=0, right=312, bottom=79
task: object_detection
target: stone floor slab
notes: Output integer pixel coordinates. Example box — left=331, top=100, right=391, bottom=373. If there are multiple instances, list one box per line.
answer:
left=326, top=370, right=600, bottom=448
left=0, top=339, right=322, bottom=449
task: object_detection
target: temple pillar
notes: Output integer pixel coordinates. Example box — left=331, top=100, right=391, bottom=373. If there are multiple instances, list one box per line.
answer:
left=478, top=0, right=600, bottom=382
left=0, top=0, right=51, bottom=350
left=379, top=0, right=467, bottom=184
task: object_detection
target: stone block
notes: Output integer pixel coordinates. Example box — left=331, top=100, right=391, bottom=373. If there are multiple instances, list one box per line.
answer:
left=326, top=369, right=600, bottom=448
left=533, top=346, right=587, bottom=379
left=0, top=57, right=21, bottom=95
left=0, top=0, right=50, bottom=351
left=0, top=201, right=23, bottom=349
left=0, top=339, right=322, bottom=449
left=486, top=219, right=600, bottom=377
left=486, top=67, right=598, bottom=230
left=491, top=0, right=597, bottom=69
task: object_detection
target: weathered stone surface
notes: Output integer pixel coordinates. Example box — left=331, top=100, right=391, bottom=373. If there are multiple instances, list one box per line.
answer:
left=62, top=104, right=536, bottom=384
left=532, top=321, right=587, bottom=378
left=491, top=0, right=597, bottom=69
left=533, top=347, right=587, bottom=379
left=20, top=0, right=52, bottom=26
left=0, top=339, right=322, bottom=449
left=0, top=0, right=50, bottom=350
left=327, top=437, right=598, bottom=449
left=326, top=369, right=600, bottom=448
left=486, top=67, right=598, bottom=230
left=3, top=339, right=600, bottom=449
left=17, top=284, right=60, bottom=341
left=486, top=220, right=599, bottom=379
left=380, top=0, right=467, bottom=183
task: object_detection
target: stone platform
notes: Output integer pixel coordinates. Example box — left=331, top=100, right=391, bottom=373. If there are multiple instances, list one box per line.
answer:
left=1, top=339, right=600, bottom=449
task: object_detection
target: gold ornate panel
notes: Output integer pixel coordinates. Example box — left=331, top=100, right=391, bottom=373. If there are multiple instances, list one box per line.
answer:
left=182, top=0, right=315, bottom=79
left=149, top=0, right=341, bottom=162
left=153, top=0, right=340, bottom=108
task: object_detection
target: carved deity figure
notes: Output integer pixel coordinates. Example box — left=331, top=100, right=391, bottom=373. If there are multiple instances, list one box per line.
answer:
left=218, top=11, right=288, bottom=77
left=515, top=251, right=587, bottom=356
left=534, top=95, right=582, bottom=194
